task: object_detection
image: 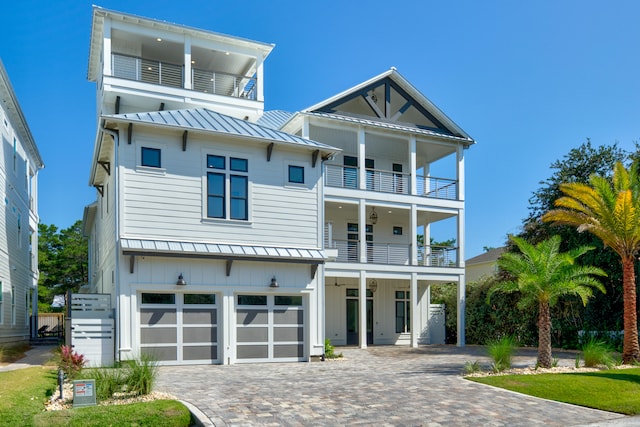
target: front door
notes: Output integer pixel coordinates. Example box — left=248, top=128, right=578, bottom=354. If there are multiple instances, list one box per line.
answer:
left=346, top=289, right=373, bottom=345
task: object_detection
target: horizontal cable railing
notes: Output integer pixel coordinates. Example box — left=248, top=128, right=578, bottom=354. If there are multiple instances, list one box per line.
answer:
left=365, top=169, right=410, bottom=194
left=417, top=175, right=457, bottom=200
left=192, top=68, right=257, bottom=99
left=111, top=53, right=257, bottom=100
left=368, top=242, right=410, bottom=265
left=325, top=164, right=358, bottom=189
left=417, top=245, right=458, bottom=267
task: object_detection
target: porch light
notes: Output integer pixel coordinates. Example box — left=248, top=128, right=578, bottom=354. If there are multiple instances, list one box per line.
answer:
left=176, top=273, right=187, bottom=286
left=369, top=207, right=378, bottom=224
left=369, top=279, right=378, bottom=293
left=270, top=276, right=279, bottom=288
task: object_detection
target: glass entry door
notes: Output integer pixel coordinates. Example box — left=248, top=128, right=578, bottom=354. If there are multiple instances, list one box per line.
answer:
left=346, top=289, right=373, bottom=345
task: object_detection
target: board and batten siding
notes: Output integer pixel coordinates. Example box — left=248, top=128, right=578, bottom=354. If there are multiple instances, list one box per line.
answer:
left=118, top=128, right=322, bottom=248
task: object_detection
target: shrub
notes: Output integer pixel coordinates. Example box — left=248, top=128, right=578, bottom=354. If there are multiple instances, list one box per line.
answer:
left=57, top=345, right=87, bottom=379
left=324, top=338, right=342, bottom=359
left=463, top=360, right=482, bottom=375
left=582, top=338, right=615, bottom=368
left=487, top=336, right=515, bottom=372
left=125, top=353, right=158, bottom=395
left=83, top=355, right=159, bottom=401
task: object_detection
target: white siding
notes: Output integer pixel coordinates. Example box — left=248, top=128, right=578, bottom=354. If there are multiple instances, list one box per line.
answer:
left=118, top=128, right=322, bottom=248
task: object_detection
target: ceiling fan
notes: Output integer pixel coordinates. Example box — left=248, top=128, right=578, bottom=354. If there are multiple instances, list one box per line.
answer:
left=332, top=279, right=348, bottom=287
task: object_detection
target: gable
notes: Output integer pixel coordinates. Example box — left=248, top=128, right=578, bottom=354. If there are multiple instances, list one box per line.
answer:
left=313, top=76, right=453, bottom=136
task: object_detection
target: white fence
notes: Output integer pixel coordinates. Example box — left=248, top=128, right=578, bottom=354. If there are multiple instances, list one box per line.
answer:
left=68, top=294, right=114, bottom=367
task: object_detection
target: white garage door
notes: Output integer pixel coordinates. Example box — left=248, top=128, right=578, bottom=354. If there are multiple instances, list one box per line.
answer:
left=139, top=292, right=219, bottom=365
left=236, top=294, right=305, bottom=362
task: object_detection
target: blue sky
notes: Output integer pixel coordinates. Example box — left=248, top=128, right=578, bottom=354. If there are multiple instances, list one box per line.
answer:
left=1, top=1, right=639, bottom=258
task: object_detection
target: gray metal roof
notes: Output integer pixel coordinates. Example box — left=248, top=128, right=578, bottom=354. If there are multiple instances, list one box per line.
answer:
left=305, top=111, right=473, bottom=144
left=103, top=108, right=338, bottom=152
left=121, top=238, right=326, bottom=262
left=257, top=110, right=295, bottom=130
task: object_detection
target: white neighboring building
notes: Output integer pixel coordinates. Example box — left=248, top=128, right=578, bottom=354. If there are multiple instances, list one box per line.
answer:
left=0, top=59, right=44, bottom=344
left=84, top=6, right=474, bottom=365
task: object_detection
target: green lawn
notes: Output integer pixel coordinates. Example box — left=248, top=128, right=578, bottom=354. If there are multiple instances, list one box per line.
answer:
left=469, top=368, right=640, bottom=415
left=0, top=367, right=191, bottom=426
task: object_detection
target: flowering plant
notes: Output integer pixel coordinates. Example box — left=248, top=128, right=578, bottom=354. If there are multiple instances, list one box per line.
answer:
left=58, top=345, right=87, bottom=379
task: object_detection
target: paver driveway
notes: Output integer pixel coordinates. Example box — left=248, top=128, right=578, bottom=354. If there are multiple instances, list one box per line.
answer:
left=156, top=345, right=626, bottom=426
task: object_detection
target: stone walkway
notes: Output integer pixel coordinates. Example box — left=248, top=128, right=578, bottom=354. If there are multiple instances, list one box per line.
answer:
left=156, top=345, right=634, bottom=426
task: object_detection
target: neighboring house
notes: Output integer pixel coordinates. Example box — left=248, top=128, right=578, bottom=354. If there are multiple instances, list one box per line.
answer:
left=0, top=59, right=44, bottom=344
left=83, top=6, right=474, bottom=365
left=466, top=247, right=506, bottom=284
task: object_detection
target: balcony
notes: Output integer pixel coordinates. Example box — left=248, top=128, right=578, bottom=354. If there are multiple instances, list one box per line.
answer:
left=111, top=53, right=257, bottom=100
left=326, top=239, right=458, bottom=267
left=324, top=164, right=457, bottom=200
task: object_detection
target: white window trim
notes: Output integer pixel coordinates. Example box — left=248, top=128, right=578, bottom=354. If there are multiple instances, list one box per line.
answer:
left=284, top=161, right=308, bottom=189
left=136, top=140, right=167, bottom=174
left=202, top=151, right=252, bottom=222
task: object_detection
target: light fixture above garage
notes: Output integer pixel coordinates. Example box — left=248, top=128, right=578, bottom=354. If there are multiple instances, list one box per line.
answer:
left=270, top=276, right=279, bottom=288
left=176, top=273, right=186, bottom=286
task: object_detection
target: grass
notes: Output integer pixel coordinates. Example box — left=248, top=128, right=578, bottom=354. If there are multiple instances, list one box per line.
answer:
left=582, top=338, right=616, bottom=368
left=0, top=342, right=31, bottom=364
left=82, top=355, right=159, bottom=401
left=469, top=368, right=640, bottom=415
left=0, top=366, right=192, bottom=426
left=487, top=336, right=515, bottom=372
left=33, top=400, right=191, bottom=426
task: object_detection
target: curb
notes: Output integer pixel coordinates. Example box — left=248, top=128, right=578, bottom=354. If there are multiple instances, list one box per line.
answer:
left=178, top=399, right=214, bottom=427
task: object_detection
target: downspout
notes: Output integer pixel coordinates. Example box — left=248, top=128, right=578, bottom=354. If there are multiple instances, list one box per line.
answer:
left=100, top=125, right=121, bottom=362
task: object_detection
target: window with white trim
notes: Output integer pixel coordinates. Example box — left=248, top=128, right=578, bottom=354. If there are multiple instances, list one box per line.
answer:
left=11, top=283, right=16, bottom=325
left=206, top=155, right=248, bottom=220
left=395, top=291, right=410, bottom=333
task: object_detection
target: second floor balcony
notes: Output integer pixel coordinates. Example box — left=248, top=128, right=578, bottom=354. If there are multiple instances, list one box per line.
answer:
left=326, top=238, right=459, bottom=268
left=324, top=164, right=458, bottom=200
left=111, top=53, right=258, bottom=101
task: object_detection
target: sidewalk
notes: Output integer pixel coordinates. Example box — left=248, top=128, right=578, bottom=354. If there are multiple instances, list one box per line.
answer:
left=0, top=345, right=56, bottom=372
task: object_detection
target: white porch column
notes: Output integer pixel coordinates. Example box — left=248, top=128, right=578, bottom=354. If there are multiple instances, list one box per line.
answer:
left=424, top=223, right=431, bottom=266
left=302, top=116, right=310, bottom=138
left=256, top=57, right=265, bottom=102
left=457, top=144, right=465, bottom=202
left=359, top=199, right=367, bottom=263
left=103, top=18, right=112, bottom=77
left=410, top=273, right=418, bottom=347
left=457, top=275, right=466, bottom=347
left=409, top=136, right=417, bottom=196
left=359, top=271, right=367, bottom=349
left=425, top=284, right=432, bottom=344
left=358, top=127, right=366, bottom=190
left=458, top=208, right=465, bottom=268
left=410, top=204, right=418, bottom=265
left=184, top=36, right=192, bottom=89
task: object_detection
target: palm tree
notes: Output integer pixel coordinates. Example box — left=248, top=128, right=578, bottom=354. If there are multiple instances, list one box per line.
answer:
left=543, top=161, right=640, bottom=363
left=490, top=235, right=606, bottom=368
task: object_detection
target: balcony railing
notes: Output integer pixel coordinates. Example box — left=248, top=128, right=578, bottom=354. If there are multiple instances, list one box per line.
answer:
left=326, top=239, right=458, bottom=267
left=417, top=245, right=458, bottom=267
left=111, top=53, right=257, bottom=100
left=324, top=164, right=458, bottom=200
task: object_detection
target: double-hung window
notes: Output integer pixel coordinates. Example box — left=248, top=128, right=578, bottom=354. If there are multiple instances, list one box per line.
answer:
left=395, top=291, right=410, bottom=333
left=207, top=155, right=248, bottom=220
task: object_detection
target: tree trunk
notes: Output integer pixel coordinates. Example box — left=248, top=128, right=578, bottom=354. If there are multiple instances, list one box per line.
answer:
left=538, top=300, right=552, bottom=368
left=622, top=257, right=640, bottom=363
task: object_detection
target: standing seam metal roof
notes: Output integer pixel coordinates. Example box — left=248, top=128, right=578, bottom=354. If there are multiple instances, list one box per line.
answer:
left=103, top=108, right=338, bottom=151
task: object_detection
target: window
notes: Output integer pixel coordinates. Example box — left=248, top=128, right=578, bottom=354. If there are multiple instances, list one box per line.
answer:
left=141, top=147, right=161, bottom=168
left=11, top=284, right=16, bottom=325
left=207, top=155, right=248, bottom=220
left=237, top=295, right=267, bottom=305
left=141, top=293, right=175, bottom=304
left=0, top=281, right=3, bottom=325
left=393, top=226, right=403, bottom=236
left=288, top=165, right=304, bottom=184
left=184, top=294, right=216, bottom=304
left=275, top=295, right=303, bottom=306
left=395, top=291, right=410, bottom=333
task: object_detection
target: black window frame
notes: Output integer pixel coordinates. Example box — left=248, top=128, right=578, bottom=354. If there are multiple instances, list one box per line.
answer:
left=206, top=155, right=249, bottom=221
left=288, top=165, right=305, bottom=184
left=141, top=147, right=162, bottom=168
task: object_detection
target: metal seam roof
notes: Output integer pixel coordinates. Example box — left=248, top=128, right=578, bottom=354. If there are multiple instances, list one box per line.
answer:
left=120, top=238, right=326, bottom=261
left=304, top=111, right=473, bottom=144
left=104, top=108, right=338, bottom=151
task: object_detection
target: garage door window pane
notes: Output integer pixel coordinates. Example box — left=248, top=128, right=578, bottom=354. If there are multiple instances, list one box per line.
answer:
left=237, top=295, right=267, bottom=305
left=274, top=296, right=302, bottom=306
left=184, top=294, right=216, bottom=304
left=141, top=293, right=175, bottom=304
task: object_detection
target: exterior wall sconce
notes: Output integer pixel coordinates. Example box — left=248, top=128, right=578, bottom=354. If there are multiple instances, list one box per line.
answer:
left=270, top=276, right=279, bottom=288
left=176, top=273, right=187, bottom=286
left=369, top=279, right=378, bottom=293
left=369, top=207, right=378, bottom=224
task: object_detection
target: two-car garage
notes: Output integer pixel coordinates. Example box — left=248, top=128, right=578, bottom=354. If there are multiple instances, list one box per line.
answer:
left=139, top=292, right=305, bottom=364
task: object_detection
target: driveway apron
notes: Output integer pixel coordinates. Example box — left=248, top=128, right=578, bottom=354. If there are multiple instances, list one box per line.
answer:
left=156, top=346, right=626, bottom=426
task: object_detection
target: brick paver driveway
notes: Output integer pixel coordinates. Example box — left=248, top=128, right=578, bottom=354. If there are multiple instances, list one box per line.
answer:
left=156, top=345, right=626, bottom=426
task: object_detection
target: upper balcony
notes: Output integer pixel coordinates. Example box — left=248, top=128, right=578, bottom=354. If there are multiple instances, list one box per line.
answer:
left=111, top=53, right=257, bottom=100
left=324, top=164, right=457, bottom=200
